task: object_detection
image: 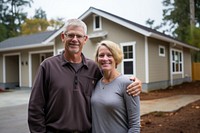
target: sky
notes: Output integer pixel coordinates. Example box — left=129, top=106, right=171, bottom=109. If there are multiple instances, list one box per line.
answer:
left=25, top=0, right=165, bottom=27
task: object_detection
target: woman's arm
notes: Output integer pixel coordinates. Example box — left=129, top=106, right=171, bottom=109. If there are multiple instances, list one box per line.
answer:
left=124, top=92, right=141, bottom=133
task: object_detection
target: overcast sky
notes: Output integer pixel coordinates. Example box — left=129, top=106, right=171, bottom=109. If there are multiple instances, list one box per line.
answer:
left=25, top=0, right=164, bottom=27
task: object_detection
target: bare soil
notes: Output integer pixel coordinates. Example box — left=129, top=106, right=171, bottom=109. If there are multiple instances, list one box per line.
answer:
left=0, top=81, right=200, bottom=133
left=140, top=81, right=200, bottom=133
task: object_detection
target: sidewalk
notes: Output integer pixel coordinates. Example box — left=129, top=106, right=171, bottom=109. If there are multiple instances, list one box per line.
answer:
left=0, top=89, right=200, bottom=133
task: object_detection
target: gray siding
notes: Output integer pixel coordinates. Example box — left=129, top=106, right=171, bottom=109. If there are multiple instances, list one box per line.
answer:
left=148, top=38, right=169, bottom=82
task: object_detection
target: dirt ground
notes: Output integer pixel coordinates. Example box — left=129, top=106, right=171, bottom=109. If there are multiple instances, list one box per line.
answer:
left=0, top=81, right=200, bottom=133
left=140, top=81, right=200, bottom=133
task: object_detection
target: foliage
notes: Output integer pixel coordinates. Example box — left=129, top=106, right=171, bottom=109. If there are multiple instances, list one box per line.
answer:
left=21, top=18, right=49, bottom=34
left=21, top=8, right=64, bottom=35
left=162, top=0, right=200, bottom=62
left=21, top=8, right=48, bottom=34
left=33, top=8, right=47, bottom=19
left=0, top=1, right=64, bottom=40
left=186, top=26, right=200, bottom=48
left=0, top=0, right=33, bottom=41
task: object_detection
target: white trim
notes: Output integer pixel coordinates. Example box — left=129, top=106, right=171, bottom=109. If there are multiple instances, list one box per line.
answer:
left=151, top=33, right=199, bottom=51
left=93, top=15, right=102, bottom=31
left=3, top=52, right=21, bottom=86
left=120, top=41, right=136, bottom=77
left=0, top=42, right=54, bottom=52
left=170, top=48, right=173, bottom=86
left=29, top=49, right=54, bottom=87
left=145, top=36, right=149, bottom=83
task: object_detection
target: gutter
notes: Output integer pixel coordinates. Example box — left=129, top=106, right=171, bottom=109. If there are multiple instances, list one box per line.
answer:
left=150, top=32, right=200, bottom=51
left=0, top=42, right=54, bottom=52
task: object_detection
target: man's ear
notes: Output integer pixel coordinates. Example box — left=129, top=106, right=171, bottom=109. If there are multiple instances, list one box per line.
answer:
left=61, top=33, right=65, bottom=42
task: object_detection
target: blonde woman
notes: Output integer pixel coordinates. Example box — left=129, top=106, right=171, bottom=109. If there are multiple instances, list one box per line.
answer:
left=91, top=40, right=140, bottom=133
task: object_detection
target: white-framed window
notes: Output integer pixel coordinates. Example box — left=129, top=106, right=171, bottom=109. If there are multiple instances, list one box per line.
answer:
left=93, top=15, right=102, bottom=31
left=121, top=42, right=136, bottom=76
left=171, top=49, right=183, bottom=73
left=159, top=45, right=165, bottom=57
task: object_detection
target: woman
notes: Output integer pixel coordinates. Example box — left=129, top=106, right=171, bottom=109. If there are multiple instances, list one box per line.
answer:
left=91, top=40, right=140, bottom=133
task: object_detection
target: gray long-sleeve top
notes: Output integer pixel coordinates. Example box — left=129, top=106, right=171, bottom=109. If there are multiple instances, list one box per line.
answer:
left=91, top=74, right=140, bottom=133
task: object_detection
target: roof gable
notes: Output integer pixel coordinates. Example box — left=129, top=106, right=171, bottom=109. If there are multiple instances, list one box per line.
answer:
left=79, top=7, right=199, bottom=51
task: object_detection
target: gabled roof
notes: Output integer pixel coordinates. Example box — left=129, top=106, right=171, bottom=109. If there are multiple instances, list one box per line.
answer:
left=79, top=7, right=199, bottom=51
left=0, top=30, right=57, bottom=52
left=0, top=7, right=199, bottom=52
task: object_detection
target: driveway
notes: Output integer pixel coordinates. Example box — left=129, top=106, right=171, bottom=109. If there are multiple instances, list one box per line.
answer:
left=1, top=89, right=200, bottom=133
left=0, top=89, right=30, bottom=133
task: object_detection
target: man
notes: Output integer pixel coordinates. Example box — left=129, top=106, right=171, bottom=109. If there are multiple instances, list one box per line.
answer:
left=28, top=19, right=142, bottom=133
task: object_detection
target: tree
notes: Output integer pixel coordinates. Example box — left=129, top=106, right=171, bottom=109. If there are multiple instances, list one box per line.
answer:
left=33, top=7, right=47, bottom=19
left=146, top=0, right=200, bottom=61
left=21, top=8, right=64, bottom=35
left=0, top=0, right=33, bottom=41
left=161, top=0, right=200, bottom=61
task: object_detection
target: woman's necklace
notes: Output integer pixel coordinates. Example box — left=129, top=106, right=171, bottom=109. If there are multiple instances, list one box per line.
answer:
left=101, top=72, right=121, bottom=89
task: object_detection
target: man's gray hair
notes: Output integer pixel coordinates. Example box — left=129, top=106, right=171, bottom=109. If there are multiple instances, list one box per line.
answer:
left=63, top=19, right=87, bottom=34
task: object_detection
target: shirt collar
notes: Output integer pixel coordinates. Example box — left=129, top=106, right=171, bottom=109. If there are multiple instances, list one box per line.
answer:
left=60, top=51, right=88, bottom=69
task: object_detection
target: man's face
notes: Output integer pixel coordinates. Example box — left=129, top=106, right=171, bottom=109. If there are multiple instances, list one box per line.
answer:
left=62, top=26, right=88, bottom=54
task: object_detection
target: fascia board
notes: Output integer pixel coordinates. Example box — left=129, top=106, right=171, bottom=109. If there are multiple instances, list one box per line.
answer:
left=0, top=42, right=54, bottom=52
left=150, top=33, right=200, bottom=51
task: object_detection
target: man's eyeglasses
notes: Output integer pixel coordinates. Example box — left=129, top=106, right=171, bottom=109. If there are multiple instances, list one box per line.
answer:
left=64, top=33, right=86, bottom=40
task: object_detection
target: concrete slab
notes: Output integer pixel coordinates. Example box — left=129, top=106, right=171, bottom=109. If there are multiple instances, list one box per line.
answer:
left=0, top=89, right=30, bottom=108
left=140, top=95, right=200, bottom=116
left=0, top=89, right=200, bottom=133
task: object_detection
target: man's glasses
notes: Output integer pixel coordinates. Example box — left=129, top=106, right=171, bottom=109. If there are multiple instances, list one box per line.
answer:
left=64, top=33, right=86, bottom=40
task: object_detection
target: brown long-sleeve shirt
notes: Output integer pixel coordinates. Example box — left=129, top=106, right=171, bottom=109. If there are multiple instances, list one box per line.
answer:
left=28, top=52, right=102, bottom=133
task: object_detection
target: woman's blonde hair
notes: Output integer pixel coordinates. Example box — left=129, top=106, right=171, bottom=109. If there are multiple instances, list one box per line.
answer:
left=95, top=40, right=123, bottom=67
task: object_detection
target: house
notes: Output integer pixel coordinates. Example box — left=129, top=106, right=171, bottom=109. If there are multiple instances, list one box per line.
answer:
left=0, top=7, right=199, bottom=92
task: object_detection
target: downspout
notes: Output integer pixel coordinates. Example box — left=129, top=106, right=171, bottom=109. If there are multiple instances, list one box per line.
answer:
left=145, top=36, right=149, bottom=83
left=170, top=48, right=173, bottom=86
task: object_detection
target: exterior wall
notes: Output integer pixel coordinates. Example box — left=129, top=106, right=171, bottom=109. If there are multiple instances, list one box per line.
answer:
left=83, top=15, right=146, bottom=81
left=183, top=48, right=192, bottom=80
left=82, top=16, right=98, bottom=60
left=148, top=38, right=169, bottom=82
left=31, top=54, right=40, bottom=85
left=5, top=55, right=19, bottom=83
left=142, top=45, right=193, bottom=92
left=21, top=50, right=29, bottom=87
left=55, top=36, right=63, bottom=55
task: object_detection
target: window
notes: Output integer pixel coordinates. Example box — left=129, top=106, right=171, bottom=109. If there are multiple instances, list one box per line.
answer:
left=93, top=15, right=102, bottom=31
left=40, top=54, right=46, bottom=63
left=171, top=49, right=183, bottom=73
left=159, top=45, right=165, bottom=57
left=121, top=42, right=136, bottom=76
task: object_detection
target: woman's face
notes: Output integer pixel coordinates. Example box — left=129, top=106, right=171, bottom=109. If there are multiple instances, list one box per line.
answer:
left=97, top=45, right=116, bottom=72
